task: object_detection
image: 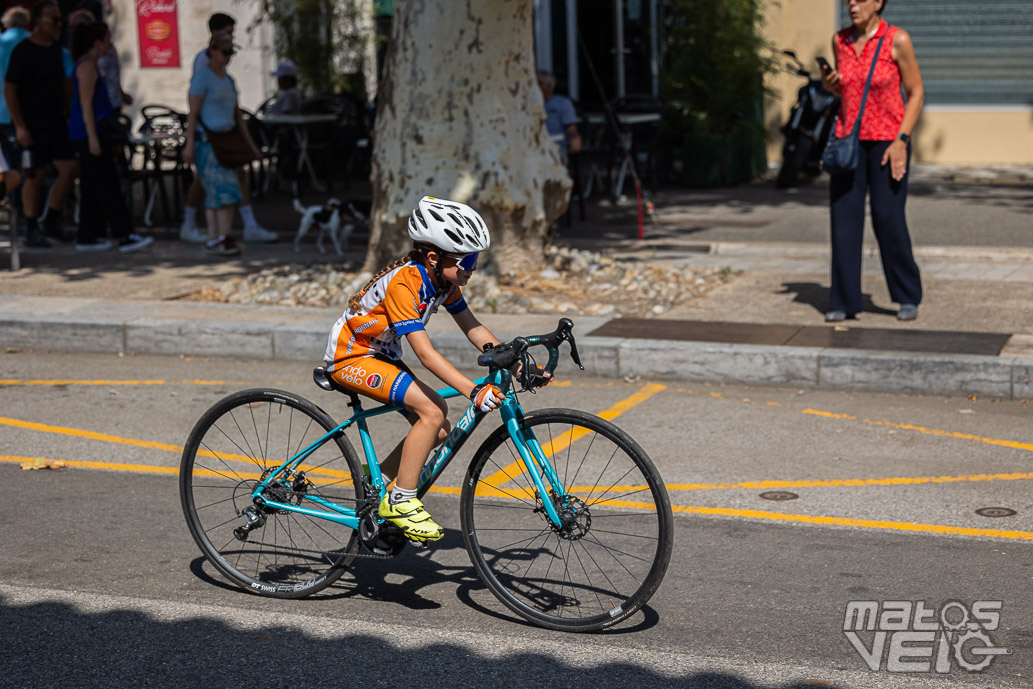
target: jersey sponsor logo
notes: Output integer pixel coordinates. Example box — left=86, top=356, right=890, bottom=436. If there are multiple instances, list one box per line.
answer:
left=365, top=373, right=383, bottom=389
left=336, top=364, right=368, bottom=386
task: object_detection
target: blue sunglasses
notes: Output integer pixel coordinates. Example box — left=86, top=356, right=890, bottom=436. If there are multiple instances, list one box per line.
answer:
left=455, top=253, right=479, bottom=271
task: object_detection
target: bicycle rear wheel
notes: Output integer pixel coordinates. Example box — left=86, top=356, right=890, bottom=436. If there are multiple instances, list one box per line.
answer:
left=180, top=389, right=364, bottom=598
left=460, top=408, right=674, bottom=632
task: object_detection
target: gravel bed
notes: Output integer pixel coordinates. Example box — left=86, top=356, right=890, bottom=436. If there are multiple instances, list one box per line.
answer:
left=182, top=245, right=739, bottom=318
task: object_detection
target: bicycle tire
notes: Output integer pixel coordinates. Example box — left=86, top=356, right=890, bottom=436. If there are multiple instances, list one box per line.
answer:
left=460, top=408, right=674, bottom=632
left=180, top=388, right=364, bottom=598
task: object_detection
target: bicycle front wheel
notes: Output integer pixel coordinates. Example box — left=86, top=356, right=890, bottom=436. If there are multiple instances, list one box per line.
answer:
left=180, top=389, right=364, bottom=598
left=460, top=408, right=674, bottom=632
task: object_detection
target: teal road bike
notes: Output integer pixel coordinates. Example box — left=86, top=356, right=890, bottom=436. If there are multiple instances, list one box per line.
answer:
left=180, top=319, right=674, bottom=632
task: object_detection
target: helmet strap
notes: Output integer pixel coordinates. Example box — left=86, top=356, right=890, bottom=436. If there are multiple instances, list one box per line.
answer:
left=414, top=243, right=447, bottom=291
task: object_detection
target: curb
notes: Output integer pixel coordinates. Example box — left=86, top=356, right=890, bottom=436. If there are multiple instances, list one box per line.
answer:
left=2, top=296, right=1031, bottom=400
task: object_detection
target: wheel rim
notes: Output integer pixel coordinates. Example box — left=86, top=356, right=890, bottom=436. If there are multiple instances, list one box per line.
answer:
left=465, top=413, right=671, bottom=628
left=183, top=393, right=361, bottom=593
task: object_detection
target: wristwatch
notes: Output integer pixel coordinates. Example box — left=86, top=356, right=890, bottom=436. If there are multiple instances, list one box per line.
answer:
left=898, top=133, right=911, bottom=144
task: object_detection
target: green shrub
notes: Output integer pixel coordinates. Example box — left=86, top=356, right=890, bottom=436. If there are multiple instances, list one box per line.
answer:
left=661, top=0, right=774, bottom=185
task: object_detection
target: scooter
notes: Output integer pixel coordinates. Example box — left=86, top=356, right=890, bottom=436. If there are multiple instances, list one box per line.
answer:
left=776, top=50, right=840, bottom=188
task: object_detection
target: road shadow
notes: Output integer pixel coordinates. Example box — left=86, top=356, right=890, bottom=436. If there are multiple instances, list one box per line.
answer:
left=187, top=528, right=662, bottom=635
left=0, top=591, right=849, bottom=688
left=778, top=282, right=897, bottom=317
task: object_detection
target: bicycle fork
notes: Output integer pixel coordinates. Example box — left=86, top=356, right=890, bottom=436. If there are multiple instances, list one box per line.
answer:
left=499, top=405, right=568, bottom=529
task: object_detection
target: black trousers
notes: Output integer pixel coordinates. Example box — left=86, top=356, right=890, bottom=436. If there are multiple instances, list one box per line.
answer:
left=828, top=140, right=922, bottom=314
left=76, top=140, right=134, bottom=244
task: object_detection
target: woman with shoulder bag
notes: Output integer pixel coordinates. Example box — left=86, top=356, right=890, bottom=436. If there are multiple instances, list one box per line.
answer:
left=182, top=33, right=261, bottom=256
left=820, top=0, right=924, bottom=322
left=69, top=21, right=152, bottom=253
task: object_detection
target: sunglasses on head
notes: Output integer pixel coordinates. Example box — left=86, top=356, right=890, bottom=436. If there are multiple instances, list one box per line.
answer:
left=219, top=48, right=234, bottom=56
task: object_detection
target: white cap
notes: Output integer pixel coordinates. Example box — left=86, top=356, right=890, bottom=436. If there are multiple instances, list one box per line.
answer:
left=271, top=59, right=298, bottom=78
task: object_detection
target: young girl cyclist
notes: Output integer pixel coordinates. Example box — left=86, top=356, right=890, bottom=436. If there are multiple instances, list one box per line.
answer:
left=323, top=196, right=506, bottom=543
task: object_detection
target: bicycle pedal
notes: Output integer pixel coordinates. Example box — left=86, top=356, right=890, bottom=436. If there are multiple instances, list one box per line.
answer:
left=405, top=538, right=428, bottom=548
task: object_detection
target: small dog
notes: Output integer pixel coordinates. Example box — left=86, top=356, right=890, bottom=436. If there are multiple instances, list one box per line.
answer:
left=293, top=198, right=363, bottom=256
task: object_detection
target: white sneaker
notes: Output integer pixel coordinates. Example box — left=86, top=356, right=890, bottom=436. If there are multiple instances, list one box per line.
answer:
left=243, top=225, right=278, bottom=244
left=119, top=234, right=155, bottom=254
left=179, top=224, right=207, bottom=244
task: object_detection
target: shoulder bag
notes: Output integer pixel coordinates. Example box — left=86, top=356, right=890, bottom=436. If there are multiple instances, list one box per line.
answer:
left=201, top=112, right=256, bottom=169
left=820, top=32, right=886, bottom=176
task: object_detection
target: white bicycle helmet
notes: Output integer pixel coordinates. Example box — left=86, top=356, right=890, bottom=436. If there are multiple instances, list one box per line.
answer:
left=407, top=196, right=491, bottom=255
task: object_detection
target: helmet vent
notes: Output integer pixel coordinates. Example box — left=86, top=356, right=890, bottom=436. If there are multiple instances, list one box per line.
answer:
left=415, top=208, right=427, bottom=228
left=443, top=228, right=463, bottom=244
left=428, top=209, right=445, bottom=223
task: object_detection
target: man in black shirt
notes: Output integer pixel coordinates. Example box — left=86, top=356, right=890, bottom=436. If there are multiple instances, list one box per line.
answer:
left=4, top=0, right=76, bottom=248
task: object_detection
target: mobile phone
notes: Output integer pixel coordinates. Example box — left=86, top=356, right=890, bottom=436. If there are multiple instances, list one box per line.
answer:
left=816, top=57, right=833, bottom=75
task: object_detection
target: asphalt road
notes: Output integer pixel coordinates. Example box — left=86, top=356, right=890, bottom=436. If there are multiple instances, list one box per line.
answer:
left=1, top=350, right=1031, bottom=688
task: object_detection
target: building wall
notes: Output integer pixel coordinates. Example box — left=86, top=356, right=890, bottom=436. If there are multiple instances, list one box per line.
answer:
left=760, top=0, right=836, bottom=166
left=761, top=0, right=1033, bottom=165
left=110, top=0, right=276, bottom=126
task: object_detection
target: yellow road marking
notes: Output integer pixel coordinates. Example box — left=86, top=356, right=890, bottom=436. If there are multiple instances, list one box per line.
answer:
left=0, top=417, right=350, bottom=478
left=803, top=408, right=1033, bottom=453
left=1, top=455, right=177, bottom=475
left=666, top=471, right=1033, bottom=492
left=6, top=455, right=1032, bottom=542
left=0, top=379, right=238, bottom=386
left=0, top=379, right=167, bottom=386
left=0, top=455, right=354, bottom=487
left=0, top=416, right=184, bottom=453
left=804, top=409, right=857, bottom=420
left=478, top=383, right=667, bottom=489
left=671, top=504, right=1033, bottom=541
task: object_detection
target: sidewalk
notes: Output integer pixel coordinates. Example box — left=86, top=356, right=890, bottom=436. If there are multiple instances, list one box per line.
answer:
left=2, top=165, right=1032, bottom=399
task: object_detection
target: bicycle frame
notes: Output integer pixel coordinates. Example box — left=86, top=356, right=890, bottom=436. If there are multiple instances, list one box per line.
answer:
left=248, top=375, right=569, bottom=531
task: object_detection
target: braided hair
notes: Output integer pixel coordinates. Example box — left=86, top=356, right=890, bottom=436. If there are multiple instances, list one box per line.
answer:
left=347, top=248, right=425, bottom=312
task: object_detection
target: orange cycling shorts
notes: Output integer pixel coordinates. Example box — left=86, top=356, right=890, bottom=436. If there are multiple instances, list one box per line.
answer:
left=329, top=354, right=414, bottom=405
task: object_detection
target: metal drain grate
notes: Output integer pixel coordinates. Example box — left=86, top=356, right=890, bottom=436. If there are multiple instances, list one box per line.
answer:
left=759, top=491, right=799, bottom=501
left=976, top=507, right=1016, bottom=518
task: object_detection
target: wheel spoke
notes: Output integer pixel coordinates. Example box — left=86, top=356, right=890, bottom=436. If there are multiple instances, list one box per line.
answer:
left=462, top=411, right=672, bottom=631
left=182, top=390, right=363, bottom=598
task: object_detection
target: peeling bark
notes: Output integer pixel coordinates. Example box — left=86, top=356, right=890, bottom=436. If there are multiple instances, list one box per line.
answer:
left=366, top=0, right=571, bottom=277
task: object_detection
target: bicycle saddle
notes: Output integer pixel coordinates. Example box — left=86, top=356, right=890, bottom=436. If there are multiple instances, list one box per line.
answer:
left=312, top=366, right=361, bottom=406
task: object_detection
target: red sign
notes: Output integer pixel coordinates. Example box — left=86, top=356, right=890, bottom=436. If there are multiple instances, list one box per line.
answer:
left=136, top=0, right=180, bottom=68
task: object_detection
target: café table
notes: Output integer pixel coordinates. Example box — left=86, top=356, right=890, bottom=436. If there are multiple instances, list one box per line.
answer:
left=583, top=111, right=661, bottom=199
left=259, top=113, right=338, bottom=192
left=128, top=131, right=185, bottom=228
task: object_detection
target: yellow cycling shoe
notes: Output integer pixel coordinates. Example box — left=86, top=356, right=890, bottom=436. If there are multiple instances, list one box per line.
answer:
left=378, top=495, right=444, bottom=542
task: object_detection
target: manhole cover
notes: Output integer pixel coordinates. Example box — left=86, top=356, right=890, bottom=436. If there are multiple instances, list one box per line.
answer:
left=759, top=491, right=799, bottom=501
left=976, top=507, right=1016, bottom=518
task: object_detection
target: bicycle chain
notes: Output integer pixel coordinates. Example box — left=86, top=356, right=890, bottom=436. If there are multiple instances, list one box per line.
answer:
left=237, top=482, right=415, bottom=561
left=230, top=535, right=403, bottom=560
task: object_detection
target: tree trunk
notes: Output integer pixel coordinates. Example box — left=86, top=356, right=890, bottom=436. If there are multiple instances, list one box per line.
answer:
left=365, top=0, right=571, bottom=278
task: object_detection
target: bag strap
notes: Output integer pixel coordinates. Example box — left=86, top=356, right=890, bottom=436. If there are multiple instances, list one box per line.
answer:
left=850, top=29, right=887, bottom=136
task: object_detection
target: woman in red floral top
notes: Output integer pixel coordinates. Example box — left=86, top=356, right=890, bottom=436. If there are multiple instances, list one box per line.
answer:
left=820, top=0, right=925, bottom=322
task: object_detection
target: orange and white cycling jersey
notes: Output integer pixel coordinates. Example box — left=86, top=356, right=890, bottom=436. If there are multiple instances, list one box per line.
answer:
left=324, top=260, right=467, bottom=366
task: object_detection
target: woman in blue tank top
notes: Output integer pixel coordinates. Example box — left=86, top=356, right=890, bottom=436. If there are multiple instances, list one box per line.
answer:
left=69, top=21, right=151, bottom=253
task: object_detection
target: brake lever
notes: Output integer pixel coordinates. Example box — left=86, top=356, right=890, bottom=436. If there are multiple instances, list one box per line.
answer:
left=520, top=348, right=536, bottom=394
left=564, top=330, right=584, bottom=370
